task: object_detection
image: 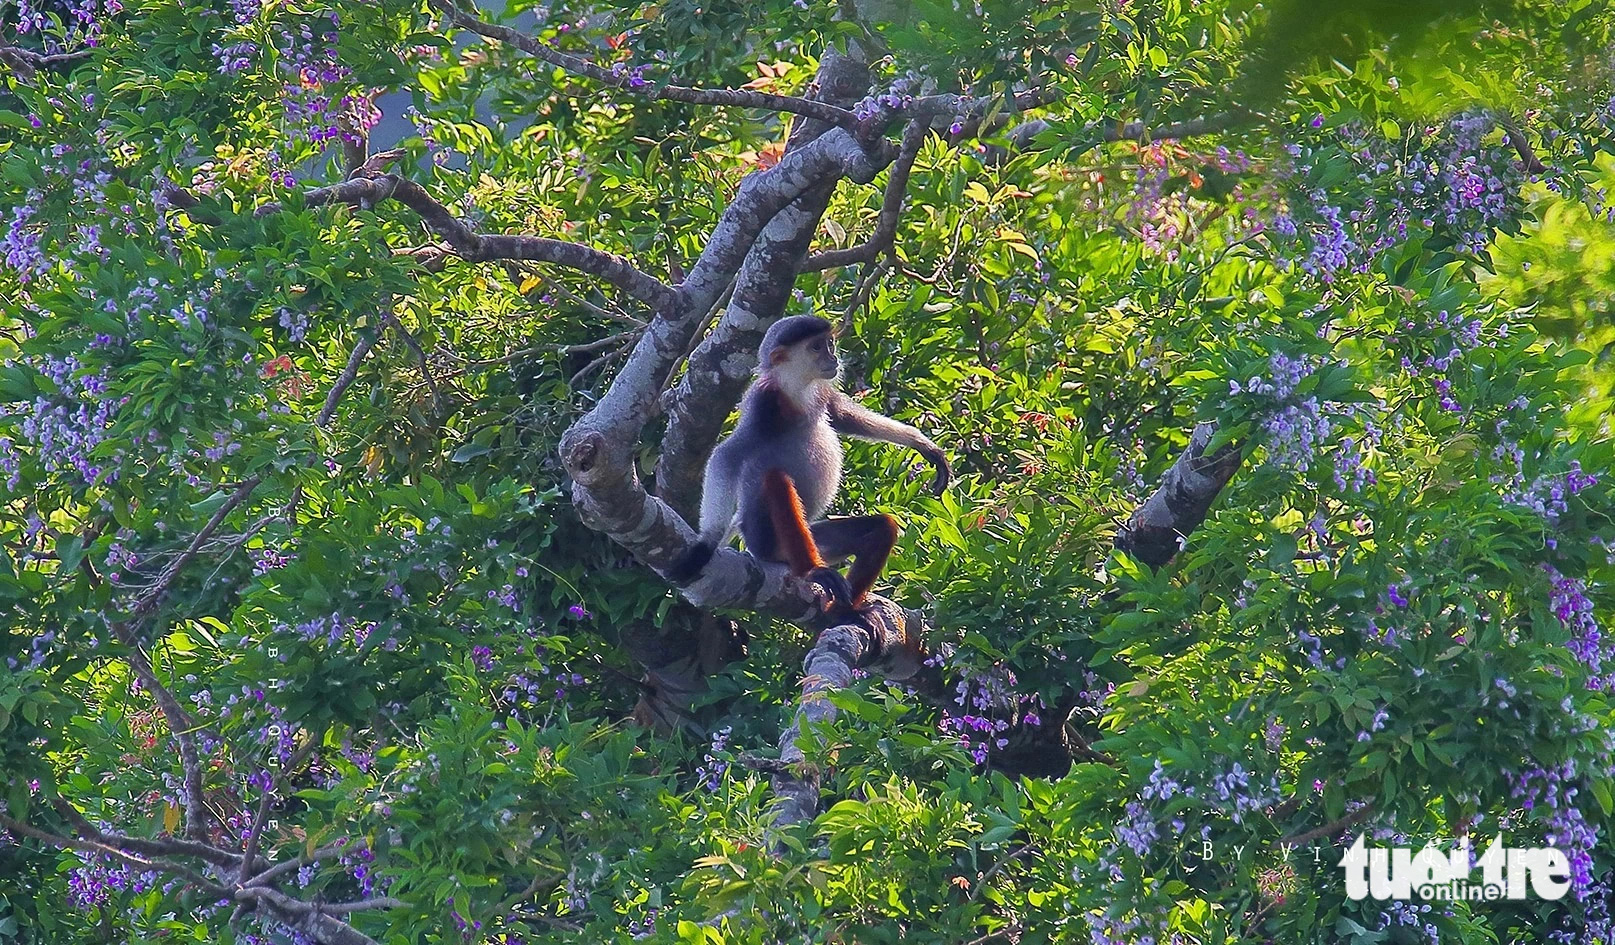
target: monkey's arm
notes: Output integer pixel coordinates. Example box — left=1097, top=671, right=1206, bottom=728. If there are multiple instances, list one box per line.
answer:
left=694, top=456, right=740, bottom=547
left=665, top=451, right=740, bottom=584
left=827, top=395, right=951, bottom=494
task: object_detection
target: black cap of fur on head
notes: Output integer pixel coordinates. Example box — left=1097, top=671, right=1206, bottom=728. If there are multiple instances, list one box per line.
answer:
left=759, top=315, right=833, bottom=362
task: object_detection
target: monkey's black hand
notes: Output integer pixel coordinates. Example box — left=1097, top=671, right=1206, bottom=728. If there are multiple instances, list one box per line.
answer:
left=923, top=447, right=951, bottom=496
left=806, top=566, right=857, bottom=615
left=665, top=541, right=716, bottom=585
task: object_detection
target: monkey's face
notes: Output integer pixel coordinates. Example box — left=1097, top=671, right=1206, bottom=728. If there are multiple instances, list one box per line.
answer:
left=802, top=333, right=839, bottom=381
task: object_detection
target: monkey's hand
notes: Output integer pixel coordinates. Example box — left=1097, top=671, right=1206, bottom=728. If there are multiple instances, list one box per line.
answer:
left=665, top=541, right=716, bottom=584
left=921, top=446, right=951, bottom=496
left=806, top=566, right=857, bottom=616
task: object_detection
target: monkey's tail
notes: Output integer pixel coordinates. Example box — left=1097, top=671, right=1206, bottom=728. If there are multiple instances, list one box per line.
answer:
left=664, top=541, right=716, bottom=584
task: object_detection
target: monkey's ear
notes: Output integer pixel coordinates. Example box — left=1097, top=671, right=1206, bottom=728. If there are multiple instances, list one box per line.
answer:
left=769, top=348, right=791, bottom=366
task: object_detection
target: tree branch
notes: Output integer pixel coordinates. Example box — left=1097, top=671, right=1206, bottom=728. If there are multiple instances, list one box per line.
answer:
left=130, top=475, right=263, bottom=617
left=0, top=812, right=225, bottom=898
left=992, top=110, right=1252, bottom=160
left=771, top=598, right=930, bottom=830
left=1279, top=804, right=1377, bottom=847
left=654, top=173, right=840, bottom=519
left=243, top=837, right=359, bottom=889
left=107, top=474, right=261, bottom=840
left=434, top=0, right=860, bottom=130
left=652, top=55, right=876, bottom=519
left=320, top=332, right=378, bottom=427
left=558, top=127, right=890, bottom=601
left=233, top=886, right=385, bottom=945
left=0, top=43, right=92, bottom=80
left=1114, top=421, right=1242, bottom=568
left=803, top=118, right=929, bottom=271
left=280, top=174, right=675, bottom=307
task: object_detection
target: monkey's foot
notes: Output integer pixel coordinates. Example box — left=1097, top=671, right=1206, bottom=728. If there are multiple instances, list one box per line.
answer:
left=805, top=566, right=857, bottom=616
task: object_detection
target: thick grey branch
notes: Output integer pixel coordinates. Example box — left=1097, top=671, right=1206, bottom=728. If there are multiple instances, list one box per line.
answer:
left=1115, top=420, right=1242, bottom=569
left=655, top=179, right=840, bottom=520
left=559, top=130, right=888, bottom=597
left=771, top=598, right=927, bottom=830
left=234, top=886, right=383, bottom=945
left=653, top=56, right=875, bottom=521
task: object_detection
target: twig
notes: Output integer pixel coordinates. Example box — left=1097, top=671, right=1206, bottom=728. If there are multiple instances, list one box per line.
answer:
left=969, top=842, right=1036, bottom=901
left=130, top=476, right=263, bottom=617
left=560, top=328, right=643, bottom=358
left=1279, top=804, right=1377, bottom=847
left=568, top=339, right=634, bottom=389
left=804, top=119, right=929, bottom=271
left=0, top=812, right=225, bottom=897
left=319, top=333, right=377, bottom=427
left=110, top=474, right=261, bottom=840
left=273, top=174, right=673, bottom=307
left=434, top=0, right=859, bottom=131
left=0, top=43, right=93, bottom=80
left=383, top=313, right=444, bottom=413
left=243, top=837, right=362, bottom=889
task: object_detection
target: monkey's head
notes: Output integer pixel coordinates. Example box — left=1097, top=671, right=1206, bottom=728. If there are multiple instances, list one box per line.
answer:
left=759, top=315, right=839, bottom=388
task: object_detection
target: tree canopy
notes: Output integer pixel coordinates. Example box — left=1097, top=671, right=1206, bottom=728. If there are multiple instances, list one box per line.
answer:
left=2, top=0, right=1614, bottom=942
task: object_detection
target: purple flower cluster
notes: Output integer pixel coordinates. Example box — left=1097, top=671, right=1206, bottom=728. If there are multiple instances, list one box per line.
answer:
left=11, top=0, right=116, bottom=52
left=271, top=12, right=379, bottom=153
left=1115, top=799, right=1158, bottom=855
left=1549, top=875, right=1613, bottom=944
left=608, top=61, right=651, bottom=89
left=1377, top=900, right=1442, bottom=945
left=1547, top=567, right=1610, bottom=690
left=1501, top=461, right=1598, bottom=524
left=252, top=546, right=291, bottom=575
left=1082, top=905, right=1169, bottom=945
left=485, top=584, right=519, bottom=610
left=1230, top=351, right=1379, bottom=487
left=694, top=725, right=731, bottom=791
left=499, top=664, right=584, bottom=715
left=212, top=40, right=258, bottom=75
left=938, top=670, right=1043, bottom=765
left=1208, top=762, right=1280, bottom=824
left=67, top=852, right=159, bottom=912
left=1141, top=759, right=1184, bottom=801
left=276, top=306, right=309, bottom=342
left=5, top=629, right=57, bottom=671
left=275, top=614, right=392, bottom=653
left=1274, top=111, right=1525, bottom=280
left=15, top=354, right=123, bottom=488
left=1296, top=627, right=1328, bottom=667
left=2, top=200, right=47, bottom=281
left=1300, top=196, right=1356, bottom=279
left=1507, top=761, right=1598, bottom=897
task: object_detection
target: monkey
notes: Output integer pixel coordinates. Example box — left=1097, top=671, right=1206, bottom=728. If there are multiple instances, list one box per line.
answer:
left=666, top=314, right=950, bottom=614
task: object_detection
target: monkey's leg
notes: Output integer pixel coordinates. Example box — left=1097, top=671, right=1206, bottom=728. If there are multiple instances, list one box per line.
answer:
left=760, top=469, right=855, bottom=612
left=810, top=514, right=900, bottom=606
